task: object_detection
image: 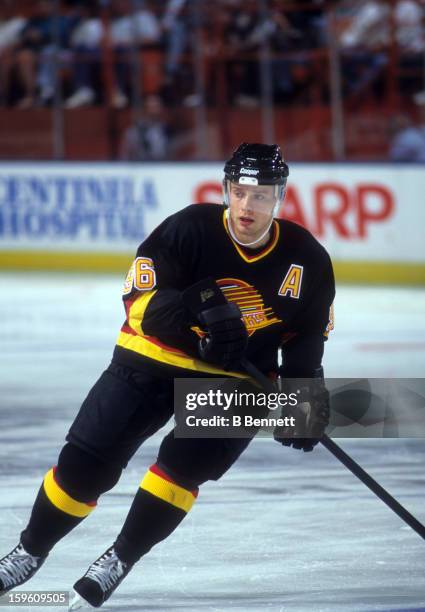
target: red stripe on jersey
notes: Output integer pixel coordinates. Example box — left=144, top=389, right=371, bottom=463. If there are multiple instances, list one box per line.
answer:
left=121, top=323, right=138, bottom=336
left=119, top=326, right=190, bottom=356
left=124, top=294, right=138, bottom=318
left=143, top=336, right=190, bottom=357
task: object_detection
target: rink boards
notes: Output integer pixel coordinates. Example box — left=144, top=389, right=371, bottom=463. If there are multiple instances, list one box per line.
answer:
left=0, top=162, right=424, bottom=284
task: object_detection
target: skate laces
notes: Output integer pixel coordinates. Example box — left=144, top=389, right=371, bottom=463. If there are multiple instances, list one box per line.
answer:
left=0, top=544, right=39, bottom=588
left=85, top=548, right=127, bottom=593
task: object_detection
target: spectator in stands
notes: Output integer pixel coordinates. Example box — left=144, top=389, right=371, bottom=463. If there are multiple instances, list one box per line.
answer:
left=269, top=2, right=325, bottom=105
left=0, top=0, right=27, bottom=105
left=161, top=0, right=188, bottom=82
left=11, top=0, right=55, bottom=107
left=288, top=0, right=327, bottom=47
left=5, top=0, right=54, bottom=108
left=37, top=0, right=82, bottom=106
left=119, top=94, right=171, bottom=160
left=338, top=1, right=388, bottom=99
left=224, top=0, right=321, bottom=106
left=340, top=0, right=424, bottom=51
left=396, top=0, right=425, bottom=98
left=160, top=0, right=206, bottom=107
left=108, top=0, right=161, bottom=109
left=223, top=0, right=265, bottom=106
left=12, top=0, right=75, bottom=108
left=3, top=0, right=75, bottom=108
left=66, top=0, right=161, bottom=109
left=64, top=1, right=103, bottom=108
left=388, top=113, right=425, bottom=161
left=338, top=0, right=424, bottom=99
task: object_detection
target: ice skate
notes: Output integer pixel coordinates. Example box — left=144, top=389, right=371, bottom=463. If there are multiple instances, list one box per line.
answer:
left=68, top=589, right=92, bottom=610
left=71, top=546, right=132, bottom=608
left=0, top=542, right=46, bottom=595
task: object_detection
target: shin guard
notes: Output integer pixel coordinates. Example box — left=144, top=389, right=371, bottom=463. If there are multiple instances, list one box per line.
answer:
left=114, top=464, right=198, bottom=565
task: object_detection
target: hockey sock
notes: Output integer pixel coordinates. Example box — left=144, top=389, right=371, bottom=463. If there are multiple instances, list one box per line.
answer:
left=114, top=464, right=199, bottom=565
left=20, top=467, right=97, bottom=557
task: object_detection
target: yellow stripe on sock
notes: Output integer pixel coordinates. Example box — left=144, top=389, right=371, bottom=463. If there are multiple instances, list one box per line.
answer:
left=140, top=470, right=197, bottom=513
left=43, top=469, right=96, bottom=518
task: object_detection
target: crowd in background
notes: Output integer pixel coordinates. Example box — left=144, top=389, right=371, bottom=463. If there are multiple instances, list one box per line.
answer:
left=1, top=0, right=425, bottom=160
left=1, top=0, right=425, bottom=107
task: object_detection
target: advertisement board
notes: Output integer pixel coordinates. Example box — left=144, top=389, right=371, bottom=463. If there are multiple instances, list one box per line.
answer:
left=0, top=162, right=424, bottom=283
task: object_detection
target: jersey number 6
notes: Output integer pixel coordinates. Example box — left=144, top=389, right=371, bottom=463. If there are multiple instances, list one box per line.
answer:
left=134, top=257, right=156, bottom=291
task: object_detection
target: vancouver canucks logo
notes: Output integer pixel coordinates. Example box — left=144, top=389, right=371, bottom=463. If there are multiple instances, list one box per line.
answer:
left=217, top=278, right=281, bottom=335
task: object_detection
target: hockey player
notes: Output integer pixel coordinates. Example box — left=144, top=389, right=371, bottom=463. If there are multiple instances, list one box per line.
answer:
left=0, top=143, right=335, bottom=608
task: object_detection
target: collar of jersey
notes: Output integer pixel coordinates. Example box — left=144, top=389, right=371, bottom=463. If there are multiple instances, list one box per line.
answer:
left=222, top=210, right=280, bottom=263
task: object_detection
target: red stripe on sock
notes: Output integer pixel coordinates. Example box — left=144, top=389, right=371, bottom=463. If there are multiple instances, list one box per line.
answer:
left=149, top=464, right=199, bottom=498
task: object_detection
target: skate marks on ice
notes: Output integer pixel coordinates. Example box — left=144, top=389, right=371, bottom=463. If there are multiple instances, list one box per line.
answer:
left=323, top=286, right=425, bottom=378
left=2, top=439, right=422, bottom=612
left=1, top=275, right=425, bottom=390
left=142, top=439, right=424, bottom=612
left=0, top=275, right=424, bottom=610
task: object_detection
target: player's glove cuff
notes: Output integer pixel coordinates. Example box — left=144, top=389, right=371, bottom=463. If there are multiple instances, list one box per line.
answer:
left=274, top=369, right=330, bottom=451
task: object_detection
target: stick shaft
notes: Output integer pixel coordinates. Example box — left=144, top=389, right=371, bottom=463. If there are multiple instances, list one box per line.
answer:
left=320, top=434, right=425, bottom=540
left=241, top=359, right=425, bottom=541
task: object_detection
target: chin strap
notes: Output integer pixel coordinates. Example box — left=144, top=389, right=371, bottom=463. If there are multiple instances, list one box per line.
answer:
left=225, top=207, right=275, bottom=248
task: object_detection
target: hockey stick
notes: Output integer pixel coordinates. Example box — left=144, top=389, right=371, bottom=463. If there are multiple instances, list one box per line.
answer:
left=241, top=359, right=425, bottom=542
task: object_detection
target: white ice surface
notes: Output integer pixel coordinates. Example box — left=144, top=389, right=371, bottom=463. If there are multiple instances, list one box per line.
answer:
left=0, top=274, right=424, bottom=612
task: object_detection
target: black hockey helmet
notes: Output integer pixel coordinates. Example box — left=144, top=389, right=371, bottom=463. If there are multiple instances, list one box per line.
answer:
left=224, top=143, right=289, bottom=187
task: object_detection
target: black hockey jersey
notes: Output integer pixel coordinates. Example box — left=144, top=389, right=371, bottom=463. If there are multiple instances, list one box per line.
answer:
left=113, top=204, right=335, bottom=379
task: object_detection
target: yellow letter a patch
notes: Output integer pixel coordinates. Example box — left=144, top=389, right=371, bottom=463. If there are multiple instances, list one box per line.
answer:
left=278, top=264, right=303, bottom=299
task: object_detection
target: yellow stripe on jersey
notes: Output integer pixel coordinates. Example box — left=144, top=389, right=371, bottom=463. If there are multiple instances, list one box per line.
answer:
left=116, top=330, right=249, bottom=378
left=43, top=469, right=96, bottom=518
left=127, top=290, right=157, bottom=335
left=324, top=302, right=335, bottom=338
left=140, top=470, right=197, bottom=513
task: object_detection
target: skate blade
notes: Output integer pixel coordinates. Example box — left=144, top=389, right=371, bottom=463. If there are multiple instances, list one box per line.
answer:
left=69, top=589, right=94, bottom=610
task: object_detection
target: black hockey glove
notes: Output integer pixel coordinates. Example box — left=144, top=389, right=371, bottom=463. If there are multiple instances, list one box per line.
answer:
left=274, top=368, right=330, bottom=452
left=182, top=278, right=248, bottom=371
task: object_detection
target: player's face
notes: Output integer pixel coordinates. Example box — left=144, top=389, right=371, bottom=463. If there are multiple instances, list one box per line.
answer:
left=228, top=182, right=276, bottom=245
